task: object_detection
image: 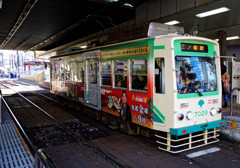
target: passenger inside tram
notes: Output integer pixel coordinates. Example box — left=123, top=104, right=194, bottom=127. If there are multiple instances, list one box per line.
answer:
left=115, top=75, right=127, bottom=88
left=175, top=56, right=217, bottom=96
left=117, top=80, right=122, bottom=87
left=132, top=75, right=147, bottom=90
left=176, top=72, right=185, bottom=93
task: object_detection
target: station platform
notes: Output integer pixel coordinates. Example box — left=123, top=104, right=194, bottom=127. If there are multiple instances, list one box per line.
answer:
left=221, top=103, right=240, bottom=142
left=0, top=110, right=34, bottom=168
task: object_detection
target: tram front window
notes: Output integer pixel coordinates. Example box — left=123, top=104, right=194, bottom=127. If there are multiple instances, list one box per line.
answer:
left=175, top=56, right=217, bottom=94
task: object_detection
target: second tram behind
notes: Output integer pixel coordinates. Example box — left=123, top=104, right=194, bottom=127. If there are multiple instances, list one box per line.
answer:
left=50, top=34, right=225, bottom=153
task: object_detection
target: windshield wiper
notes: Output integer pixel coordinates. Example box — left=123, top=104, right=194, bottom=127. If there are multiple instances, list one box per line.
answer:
left=189, top=85, right=203, bottom=96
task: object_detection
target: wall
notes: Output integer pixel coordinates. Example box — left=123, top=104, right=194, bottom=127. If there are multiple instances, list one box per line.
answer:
left=20, top=72, right=45, bottom=82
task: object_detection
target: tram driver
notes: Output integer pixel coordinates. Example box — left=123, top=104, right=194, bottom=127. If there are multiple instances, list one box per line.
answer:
left=176, top=68, right=186, bottom=93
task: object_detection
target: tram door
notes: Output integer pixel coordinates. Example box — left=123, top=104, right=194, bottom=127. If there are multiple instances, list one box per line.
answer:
left=153, top=57, right=166, bottom=125
left=85, top=58, right=101, bottom=110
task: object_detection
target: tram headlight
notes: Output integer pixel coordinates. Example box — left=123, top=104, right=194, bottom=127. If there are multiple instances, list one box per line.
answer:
left=210, top=108, right=217, bottom=116
left=186, top=111, right=193, bottom=120
left=178, top=113, right=184, bottom=120
left=217, top=107, right=222, bottom=113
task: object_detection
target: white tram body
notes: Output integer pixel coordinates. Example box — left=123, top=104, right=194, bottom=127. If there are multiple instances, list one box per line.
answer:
left=50, top=34, right=225, bottom=153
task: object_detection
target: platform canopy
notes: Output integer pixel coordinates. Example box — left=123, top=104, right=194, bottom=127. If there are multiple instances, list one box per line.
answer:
left=0, top=0, right=240, bottom=52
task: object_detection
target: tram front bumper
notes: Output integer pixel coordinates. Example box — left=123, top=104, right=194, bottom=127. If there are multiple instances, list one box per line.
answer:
left=170, top=119, right=225, bottom=136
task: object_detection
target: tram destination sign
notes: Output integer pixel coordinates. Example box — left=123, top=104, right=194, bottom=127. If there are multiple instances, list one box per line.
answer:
left=181, top=43, right=208, bottom=53
left=101, top=45, right=150, bottom=59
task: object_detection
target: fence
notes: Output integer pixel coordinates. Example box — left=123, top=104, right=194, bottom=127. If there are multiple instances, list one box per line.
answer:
left=230, top=87, right=240, bottom=115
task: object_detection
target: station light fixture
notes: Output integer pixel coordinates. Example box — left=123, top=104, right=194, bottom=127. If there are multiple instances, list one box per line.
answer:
left=0, top=0, right=2, bottom=9
left=214, top=36, right=239, bottom=41
left=105, top=0, right=119, bottom=2
left=164, top=20, right=180, bottom=25
left=226, top=36, right=240, bottom=40
left=196, top=7, right=230, bottom=18
left=80, top=45, right=87, bottom=49
left=105, top=0, right=133, bottom=7
left=124, top=3, right=133, bottom=7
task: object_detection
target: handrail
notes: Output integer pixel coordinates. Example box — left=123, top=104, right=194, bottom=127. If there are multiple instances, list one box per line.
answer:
left=230, top=87, right=240, bottom=115
left=34, top=149, right=57, bottom=168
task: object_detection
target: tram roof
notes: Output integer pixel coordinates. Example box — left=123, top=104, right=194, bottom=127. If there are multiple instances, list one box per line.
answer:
left=50, top=36, right=156, bottom=59
left=50, top=34, right=220, bottom=61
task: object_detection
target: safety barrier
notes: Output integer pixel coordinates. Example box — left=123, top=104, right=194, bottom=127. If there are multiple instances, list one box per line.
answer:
left=34, top=149, right=56, bottom=168
left=230, top=87, right=240, bottom=115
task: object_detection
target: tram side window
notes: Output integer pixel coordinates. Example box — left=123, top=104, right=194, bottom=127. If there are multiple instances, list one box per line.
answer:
left=54, top=62, right=60, bottom=80
left=89, top=61, right=98, bottom=84
left=70, top=62, right=78, bottom=82
left=77, top=62, right=84, bottom=82
left=131, top=59, right=148, bottom=91
left=114, top=60, right=127, bottom=88
left=155, top=58, right=165, bottom=93
left=60, top=62, right=65, bottom=81
left=65, top=62, right=70, bottom=81
left=101, top=61, right=111, bottom=86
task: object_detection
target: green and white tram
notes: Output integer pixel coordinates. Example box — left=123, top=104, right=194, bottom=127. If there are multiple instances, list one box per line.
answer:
left=50, top=31, right=225, bottom=153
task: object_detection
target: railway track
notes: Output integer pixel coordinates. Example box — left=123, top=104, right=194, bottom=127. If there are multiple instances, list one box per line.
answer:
left=0, top=81, right=124, bottom=168
left=1, top=80, right=240, bottom=168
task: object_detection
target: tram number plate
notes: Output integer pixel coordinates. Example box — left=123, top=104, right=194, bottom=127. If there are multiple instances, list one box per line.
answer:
left=194, top=110, right=208, bottom=117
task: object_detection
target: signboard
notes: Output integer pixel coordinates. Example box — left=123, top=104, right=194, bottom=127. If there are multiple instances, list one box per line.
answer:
left=181, top=43, right=208, bottom=53
left=101, top=45, right=150, bottom=59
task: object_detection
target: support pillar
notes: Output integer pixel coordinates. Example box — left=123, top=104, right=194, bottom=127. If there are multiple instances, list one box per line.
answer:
left=218, top=30, right=227, bottom=65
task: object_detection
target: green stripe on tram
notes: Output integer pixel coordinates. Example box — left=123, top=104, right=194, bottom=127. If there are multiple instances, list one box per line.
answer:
left=153, top=105, right=165, bottom=123
left=154, top=45, right=165, bottom=50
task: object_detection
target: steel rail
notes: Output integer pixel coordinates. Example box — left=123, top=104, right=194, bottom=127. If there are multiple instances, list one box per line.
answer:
left=1, top=94, right=35, bottom=155
left=11, top=79, right=61, bottom=104
left=0, top=81, right=57, bottom=168
left=0, top=82, right=58, bottom=122
left=0, top=81, right=124, bottom=168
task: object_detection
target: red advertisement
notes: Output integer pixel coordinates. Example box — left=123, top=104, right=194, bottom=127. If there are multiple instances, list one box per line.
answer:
left=101, top=88, right=153, bottom=129
left=65, top=82, right=84, bottom=103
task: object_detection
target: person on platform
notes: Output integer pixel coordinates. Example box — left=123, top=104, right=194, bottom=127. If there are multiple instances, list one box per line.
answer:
left=221, top=64, right=230, bottom=107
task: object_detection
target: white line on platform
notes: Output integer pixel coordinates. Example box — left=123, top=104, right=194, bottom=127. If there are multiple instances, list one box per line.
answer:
left=187, top=147, right=220, bottom=158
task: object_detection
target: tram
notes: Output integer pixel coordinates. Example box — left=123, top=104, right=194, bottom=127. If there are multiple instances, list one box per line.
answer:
left=50, top=29, right=225, bottom=153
